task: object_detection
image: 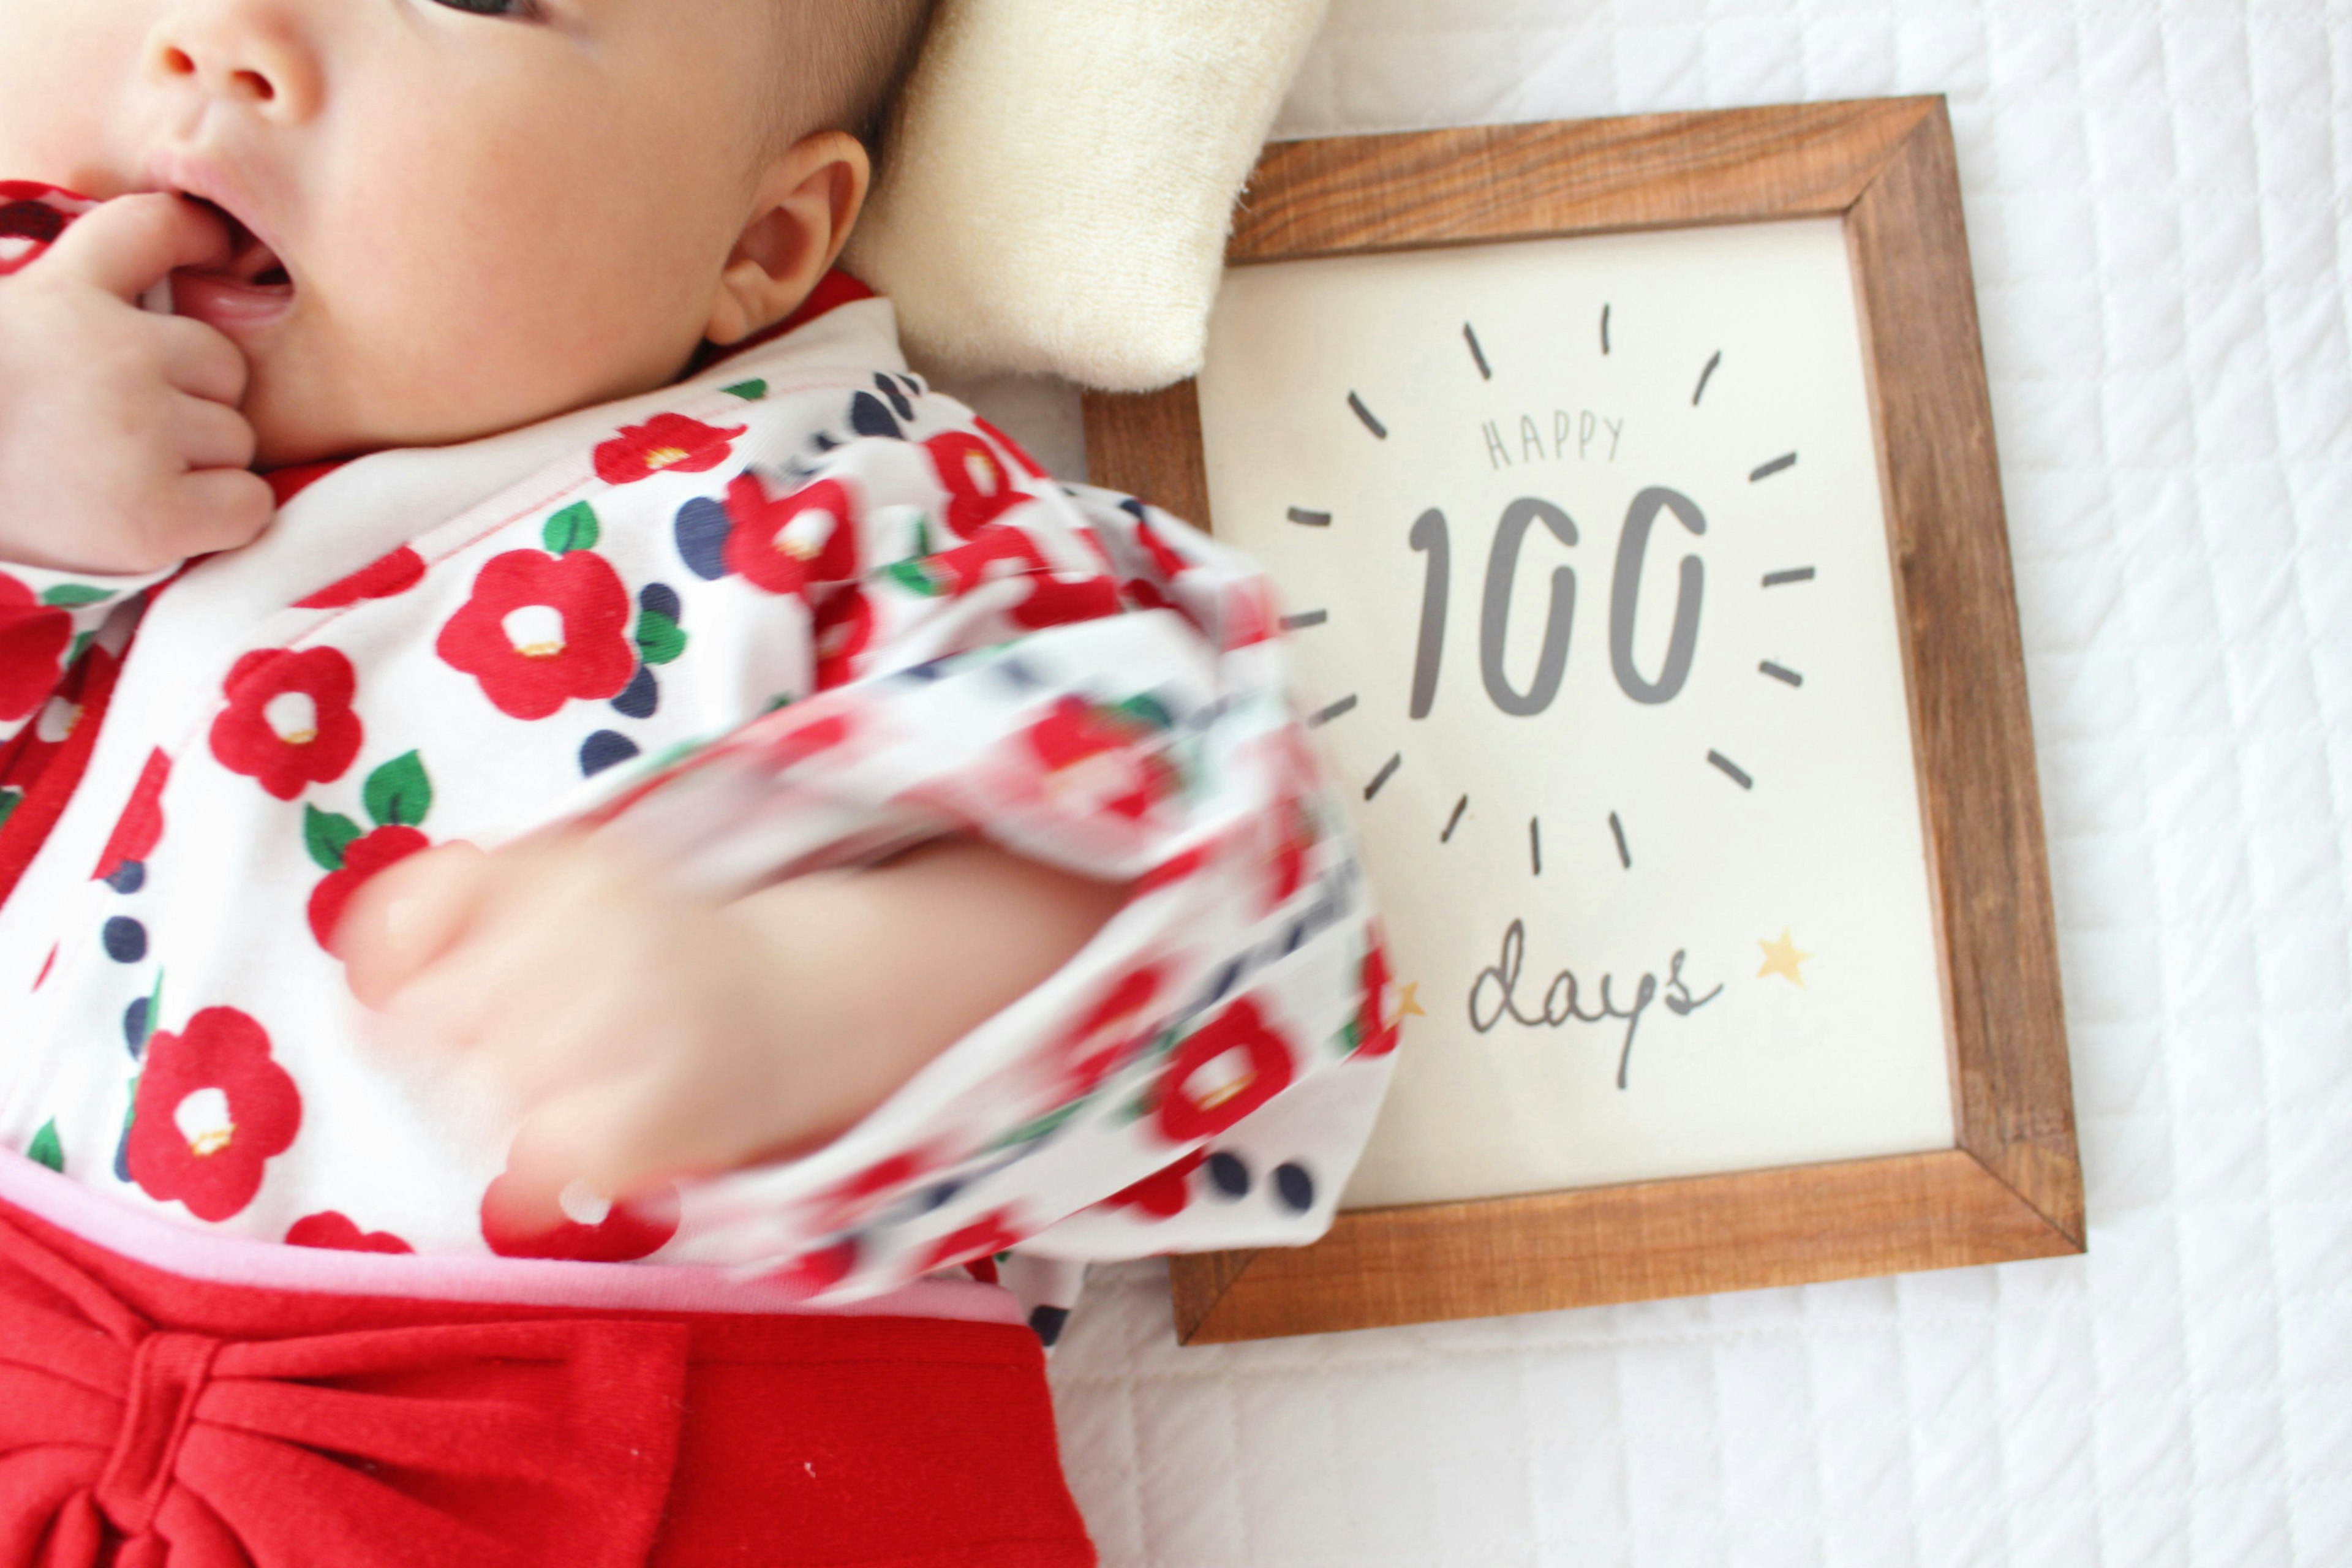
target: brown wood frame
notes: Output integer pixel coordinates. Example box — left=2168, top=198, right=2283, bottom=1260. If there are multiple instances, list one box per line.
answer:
left=1081, top=97, right=2081, bottom=1344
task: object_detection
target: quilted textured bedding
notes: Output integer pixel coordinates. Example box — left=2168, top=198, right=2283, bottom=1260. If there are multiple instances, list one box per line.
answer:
left=1030, top=2, right=2352, bottom=1564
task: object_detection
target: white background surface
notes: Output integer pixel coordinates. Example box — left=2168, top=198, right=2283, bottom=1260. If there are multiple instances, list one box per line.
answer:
left=1197, top=222, right=1956, bottom=1206
left=1024, top=3, right=2351, bottom=1564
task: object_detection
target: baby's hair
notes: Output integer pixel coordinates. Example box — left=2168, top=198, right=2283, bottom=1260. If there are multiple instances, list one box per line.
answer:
left=782, top=0, right=943, bottom=152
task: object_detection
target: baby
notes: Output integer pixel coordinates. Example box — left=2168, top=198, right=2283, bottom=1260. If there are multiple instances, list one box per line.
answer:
left=0, top=0, right=1396, bottom=1559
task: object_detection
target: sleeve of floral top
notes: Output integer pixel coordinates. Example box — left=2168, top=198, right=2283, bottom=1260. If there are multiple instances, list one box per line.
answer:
left=572, top=424, right=1400, bottom=1303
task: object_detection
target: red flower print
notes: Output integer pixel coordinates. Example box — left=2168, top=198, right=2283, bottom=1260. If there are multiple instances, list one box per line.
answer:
left=1009, top=571, right=1123, bottom=631
left=927, top=431, right=1025, bottom=538
left=722, top=473, right=859, bottom=597
left=812, top=586, right=874, bottom=692
left=127, top=1008, right=303, bottom=1223
left=1356, top=938, right=1402, bottom=1058
left=295, top=546, right=426, bottom=609
left=287, top=1211, right=413, bottom=1254
left=759, top=710, right=855, bottom=772
left=436, top=549, right=634, bottom=720
left=802, top=1149, right=942, bottom=1233
left=0, top=571, right=74, bottom=723
left=480, top=1158, right=679, bottom=1262
left=1105, top=1149, right=1206, bottom=1220
left=767, top=1238, right=859, bottom=1301
left=308, top=825, right=431, bottom=954
left=931, top=526, right=1048, bottom=598
left=1025, top=697, right=1173, bottom=824
left=919, top=1208, right=1028, bottom=1274
left=971, top=417, right=1049, bottom=481
left=92, top=748, right=170, bottom=883
left=592, top=412, right=747, bottom=486
left=1050, top=965, right=1166, bottom=1097
left=1156, top=998, right=1295, bottom=1144
left=208, top=647, right=364, bottom=801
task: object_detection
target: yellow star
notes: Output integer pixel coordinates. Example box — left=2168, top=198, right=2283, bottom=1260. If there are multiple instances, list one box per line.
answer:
left=1757, top=929, right=1814, bottom=987
left=1395, top=982, right=1427, bottom=1021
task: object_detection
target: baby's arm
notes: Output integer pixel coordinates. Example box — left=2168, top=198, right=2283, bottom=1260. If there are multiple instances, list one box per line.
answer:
left=0, top=188, right=276, bottom=750
left=342, top=831, right=1128, bottom=1233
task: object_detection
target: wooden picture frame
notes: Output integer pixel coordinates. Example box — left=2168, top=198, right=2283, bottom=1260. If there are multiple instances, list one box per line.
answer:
left=1082, top=97, right=2082, bottom=1344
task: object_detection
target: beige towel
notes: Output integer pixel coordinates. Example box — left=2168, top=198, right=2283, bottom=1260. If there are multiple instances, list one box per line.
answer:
left=846, top=0, right=1332, bottom=391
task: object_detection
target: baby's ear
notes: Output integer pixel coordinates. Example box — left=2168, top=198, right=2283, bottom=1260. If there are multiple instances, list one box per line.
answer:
left=706, top=132, right=873, bottom=347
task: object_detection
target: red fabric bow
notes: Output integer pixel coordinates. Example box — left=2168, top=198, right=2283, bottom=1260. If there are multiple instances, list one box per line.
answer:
left=0, top=1216, right=688, bottom=1567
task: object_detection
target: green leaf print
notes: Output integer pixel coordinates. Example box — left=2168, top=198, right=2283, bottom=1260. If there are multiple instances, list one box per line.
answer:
left=722, top=379, right=769, bottom=401
left=0, top=788, right=20, bottom=831
left=40, top=583, right=113, bottom=608
left=27, top=1119, right=62, bottom=1174
left=885, top=559, right=944, bottom=598
left=635, top=610, right=688, bottom=667
left=364, top=752, right=434, bottom=829
left=304, top=805, right=364, bottom=871
left=542, top=501, right=601, bottom=556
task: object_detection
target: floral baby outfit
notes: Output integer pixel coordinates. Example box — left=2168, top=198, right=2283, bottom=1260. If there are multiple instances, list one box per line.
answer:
left=0, top=183, right=1399, bottom=1308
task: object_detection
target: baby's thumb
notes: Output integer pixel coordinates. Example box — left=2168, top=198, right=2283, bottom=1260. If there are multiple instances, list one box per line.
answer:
left=340, top=842, right=490, bottom=1007
left=43, top=192, right=233, bottom=301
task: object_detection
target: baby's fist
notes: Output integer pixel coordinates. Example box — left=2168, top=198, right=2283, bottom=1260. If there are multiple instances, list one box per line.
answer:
left=0, top=194, right=273, bottom=575
left=339, top=836, right=812, bottom=1234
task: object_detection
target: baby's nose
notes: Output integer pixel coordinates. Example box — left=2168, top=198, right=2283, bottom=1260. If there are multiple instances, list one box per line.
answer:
left=148, top=2, right=323, bottom=124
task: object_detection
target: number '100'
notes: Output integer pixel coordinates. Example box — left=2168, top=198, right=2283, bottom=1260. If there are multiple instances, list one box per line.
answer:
left=1407, top=487, right=1706, bottom=718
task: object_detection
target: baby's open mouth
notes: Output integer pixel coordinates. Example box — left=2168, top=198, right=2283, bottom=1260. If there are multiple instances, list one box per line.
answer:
left=168, top=196, right=297, bottom=333
left=190, top=198, right=292, bottom=290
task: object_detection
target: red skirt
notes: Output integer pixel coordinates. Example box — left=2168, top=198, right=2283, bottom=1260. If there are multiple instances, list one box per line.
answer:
left=0, top=1192, right=1097, bottom=1567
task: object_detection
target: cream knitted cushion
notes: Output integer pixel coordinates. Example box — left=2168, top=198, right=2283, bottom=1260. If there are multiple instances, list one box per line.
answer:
left=846, top=0, right=1332, bottom=391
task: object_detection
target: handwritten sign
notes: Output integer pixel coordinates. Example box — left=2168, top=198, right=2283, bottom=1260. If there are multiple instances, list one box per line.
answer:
left=1195, top=219, right=1959, bottom=1207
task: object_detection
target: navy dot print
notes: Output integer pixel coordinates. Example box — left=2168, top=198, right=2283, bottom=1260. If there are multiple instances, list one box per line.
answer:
left=638, top=582, right=682, bottom=622
left=1207, top=1152, right=1252, bottom=1198
left=1028, top=1305, right=1070, bottom=1349
left=579, top=731, right=641, bottom=777
left=123, top=996, right=149, bottom=1058
left=102, top=918, right=147, bottom=964
left=1273, top=1163, right=1316, bottom=1215
left=875, top=372, right=916, bottom=423
left=673, top=497, right=732, bottom=581
left=104, top=861, right=146, bottom=895
left=850, top=391, right=903, bottom=442
left=611, top=666, right=660, bottom=720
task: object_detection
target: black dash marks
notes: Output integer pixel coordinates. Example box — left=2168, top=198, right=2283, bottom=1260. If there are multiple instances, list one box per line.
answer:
left=1364, top=754, right=1403, bottom=801
left=1750, top=452, right=1798, bottom=483
left=1464, top=323, right=1493, bottom=380
left=1441, top=795, right=1469, bottom=844
left=1763, top=567, right=1817, bottom=587
left=1693, top=350, right=1722, bottom=406
left=1609, top=812, right=1632, bottom=870
left=1708, top=750, right=1755, bottom=790
left=1286, top=507, right=1332, bottom=529
left=1348, top=393, right=1389, bottom=440
left=1529, top=818, right=1544, bottom=876
left=1601, top=304, right=1612, bottom=355
left=1281, top=610, right=1329, bottom=630
left=1760, top=662, right=1804, bottom=687
left=1308, top=695, right=1359, bottom=728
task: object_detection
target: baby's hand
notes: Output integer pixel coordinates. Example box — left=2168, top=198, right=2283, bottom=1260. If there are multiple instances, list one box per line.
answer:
left=0, top=194, right=273, bottom=575
left=341, top=830, right=1127, bottom=1243
left=339, top=837, right=814, bottom=1233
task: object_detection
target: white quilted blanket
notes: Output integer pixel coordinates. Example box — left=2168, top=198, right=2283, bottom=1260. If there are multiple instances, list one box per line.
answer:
left=1029, top=3, right=2352, bottom=1564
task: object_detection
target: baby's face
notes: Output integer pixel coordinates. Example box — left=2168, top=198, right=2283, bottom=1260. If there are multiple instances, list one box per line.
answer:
left=0, top=0, right=807, bottom=466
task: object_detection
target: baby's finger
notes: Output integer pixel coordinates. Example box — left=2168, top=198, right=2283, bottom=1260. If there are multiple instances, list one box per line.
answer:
left=341, top=842, right=492, bottom=1006
left=155, top=314, right=249, bottom=405
left=163, top=467, right=276, bottom=559
left=43, top=192, right=233, bottom=301
left=173, top=394, right=258, bottom=473
left=507, top=1071, right=692, bottom=1210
